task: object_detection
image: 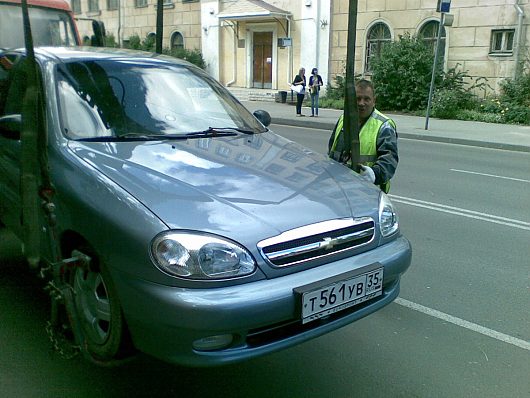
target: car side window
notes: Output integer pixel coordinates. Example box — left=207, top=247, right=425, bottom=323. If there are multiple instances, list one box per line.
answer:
left=0, top=54, right=15, bottom=116
left=0, top=54, right=27, bottom=117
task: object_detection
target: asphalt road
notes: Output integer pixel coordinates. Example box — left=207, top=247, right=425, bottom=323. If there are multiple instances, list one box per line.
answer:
left=0, top=124, right=529, bottom=397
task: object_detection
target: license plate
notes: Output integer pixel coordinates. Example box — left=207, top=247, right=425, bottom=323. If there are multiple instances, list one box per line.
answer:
left=294, top=264, right=383, bottom=324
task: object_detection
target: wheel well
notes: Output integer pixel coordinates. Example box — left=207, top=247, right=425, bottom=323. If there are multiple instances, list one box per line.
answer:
left=59, top=231, right=100, bottom=271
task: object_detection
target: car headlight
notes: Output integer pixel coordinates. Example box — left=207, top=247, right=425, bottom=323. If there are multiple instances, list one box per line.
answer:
left=151, top=231, right=256, bottom=279
left=379, top=192, right=399, bottom=237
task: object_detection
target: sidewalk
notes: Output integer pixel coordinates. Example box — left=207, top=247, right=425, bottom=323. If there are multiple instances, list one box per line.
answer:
left=241, top=100, right=530, bottom=153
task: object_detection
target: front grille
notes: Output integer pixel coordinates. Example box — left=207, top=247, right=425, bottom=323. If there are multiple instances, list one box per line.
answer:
left=257, top=218, right=375, bottom=267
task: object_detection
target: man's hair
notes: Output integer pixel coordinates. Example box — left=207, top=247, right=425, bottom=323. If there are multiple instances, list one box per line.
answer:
left=355, top=79, right=375, bottom=96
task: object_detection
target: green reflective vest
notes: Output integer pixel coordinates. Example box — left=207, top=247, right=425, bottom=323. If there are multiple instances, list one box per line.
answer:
left=329, top=109, right=396, bottom=193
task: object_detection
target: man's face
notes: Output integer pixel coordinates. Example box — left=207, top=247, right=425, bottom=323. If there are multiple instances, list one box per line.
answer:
left=356, top=85, right=375, bottom=121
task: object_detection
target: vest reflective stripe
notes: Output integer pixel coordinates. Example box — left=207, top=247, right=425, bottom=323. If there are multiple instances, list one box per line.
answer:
left=330, top=110, right=395, bottom=193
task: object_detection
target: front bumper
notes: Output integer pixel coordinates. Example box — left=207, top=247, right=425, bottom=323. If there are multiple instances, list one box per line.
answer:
left=112, top=236, right=411, bottom=366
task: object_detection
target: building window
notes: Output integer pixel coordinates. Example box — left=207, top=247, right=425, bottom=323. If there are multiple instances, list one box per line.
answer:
left=72, top=0, right=81, bottom=13
left=135, top=0, right=148, bottom=7
left=171, top=32, right=184, bottom=51
left=365, top=22, right=391, bottom=72
left=419, top=20, right=446, bottom=62
left=107, top=0, right=118, bottom=11
left=88, top=0, right=99, bottom=12
left=490, top=29, right=515, bottom=55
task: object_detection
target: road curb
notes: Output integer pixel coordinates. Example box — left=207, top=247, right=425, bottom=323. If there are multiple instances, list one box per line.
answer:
left=397, top=133, right=530, bottom=153
left=271, top=117, right=334, bottom=130
left=271, top=118, right=530, bottom=153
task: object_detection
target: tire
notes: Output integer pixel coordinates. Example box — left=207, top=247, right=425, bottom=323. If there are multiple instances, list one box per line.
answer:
left=70, top=249, right=132, bottom=364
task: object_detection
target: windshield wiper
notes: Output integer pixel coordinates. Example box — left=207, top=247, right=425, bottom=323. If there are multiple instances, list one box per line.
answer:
left=185, top=127, right=256, bottom=138
left=73, top=127, right=258, bottom=142
left=74, top=133, right=158, bottom=142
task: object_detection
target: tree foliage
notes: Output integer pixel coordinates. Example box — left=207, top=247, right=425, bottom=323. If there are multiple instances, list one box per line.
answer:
left=370, top=33, right=438, bottom=111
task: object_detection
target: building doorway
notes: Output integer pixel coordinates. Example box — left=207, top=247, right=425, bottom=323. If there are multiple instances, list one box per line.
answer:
left=252, top=32, right=273, bottom=88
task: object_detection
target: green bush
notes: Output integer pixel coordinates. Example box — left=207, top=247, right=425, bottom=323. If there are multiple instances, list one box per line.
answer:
left=439, top=65, right=489, bottom=105
left=103, top=33, right=119, bottom=48
left=452, top=96, right=529, bottom=124
left=320, top=72, right=364, bottom=109
left=431, top=88, right=464, bottom=119
left=164, top=48, right=206, bottom=69
left=124, top=34, right=206, bottom=69
left=455, top=109, right=503, bottom=124
left=324, top=75, right=345, bottom=101
left=499, top=66, right=530, bottom=107
left=318, top=97, right=344, bottom=110
left=124, top=34, right=156, bottom=51
left=502, top=104, right=530, bottom=124
left=475, top=97, right=530, bottom=124
left=370, top=33, right=438, bottom=111
left=479, top=97, right=504, bottom=114
left=431, top=64, right=492, bottom=119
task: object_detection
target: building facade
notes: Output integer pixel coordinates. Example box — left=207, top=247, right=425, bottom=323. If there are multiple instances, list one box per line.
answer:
left=71, top=0, right=529, bottom=94
left=331, top=0, right=529, bottom=92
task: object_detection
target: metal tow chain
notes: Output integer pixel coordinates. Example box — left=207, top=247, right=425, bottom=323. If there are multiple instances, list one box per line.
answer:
left=44, top=280, right=81, bottom=359
left=45, top=320, right=80, bottom=360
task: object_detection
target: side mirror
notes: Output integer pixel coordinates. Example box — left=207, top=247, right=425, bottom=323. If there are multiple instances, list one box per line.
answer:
left=0, top=114, right=22, bottom=140
left=253, top=110, right=271, bottom=127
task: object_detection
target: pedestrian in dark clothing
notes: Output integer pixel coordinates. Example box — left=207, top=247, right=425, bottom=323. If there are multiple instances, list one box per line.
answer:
left=292, top=67, right=306, bottom=116
left=328, top=79, right=398, bottom=193
left=308, top=68, right=323, bottom=117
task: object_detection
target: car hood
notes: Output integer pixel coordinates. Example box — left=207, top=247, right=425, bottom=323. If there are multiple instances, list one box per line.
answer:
left=68, top=132, right=379, bottom=246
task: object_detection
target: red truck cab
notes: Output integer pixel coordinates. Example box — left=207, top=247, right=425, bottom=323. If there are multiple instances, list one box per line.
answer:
left=0, top=0, right=81, bottom=49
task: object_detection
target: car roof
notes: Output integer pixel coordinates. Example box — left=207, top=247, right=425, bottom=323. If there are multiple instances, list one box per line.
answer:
left=5, top=46, right=192, bottom=67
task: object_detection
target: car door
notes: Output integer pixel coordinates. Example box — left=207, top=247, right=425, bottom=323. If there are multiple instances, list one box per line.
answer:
left=0, top=53, right=25, bottom=236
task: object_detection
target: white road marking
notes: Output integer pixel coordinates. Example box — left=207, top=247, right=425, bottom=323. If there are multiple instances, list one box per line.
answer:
left=450, top=168, right=530, bottom=183
left=390, top=195, right=530, bottom=231
left=395, top=298, right=530, bottom=352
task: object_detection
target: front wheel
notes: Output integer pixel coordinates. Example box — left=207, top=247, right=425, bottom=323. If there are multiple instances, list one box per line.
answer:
left=71, top=251, right=132, bottom=364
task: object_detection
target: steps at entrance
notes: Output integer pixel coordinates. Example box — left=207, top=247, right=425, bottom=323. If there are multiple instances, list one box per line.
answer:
left=227, top=87, right=278, bottom=102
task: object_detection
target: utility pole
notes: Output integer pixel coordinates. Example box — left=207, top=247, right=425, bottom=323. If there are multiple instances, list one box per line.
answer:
left=343, top=0, right=360, bottom=171
left=20, top=0, right=41, bottom=268
left=155, top=0, right=164, bottom=54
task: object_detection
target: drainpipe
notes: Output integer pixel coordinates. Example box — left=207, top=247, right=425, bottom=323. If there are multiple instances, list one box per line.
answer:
left=118, top=0, right=122, bottom=46
left=513, top=2, right=525, bottom=78
left=288, top=15, right=293, bottom=85
left=226, top=21, right=237, bottom=87
left=315, top=0, right=320, bottom=69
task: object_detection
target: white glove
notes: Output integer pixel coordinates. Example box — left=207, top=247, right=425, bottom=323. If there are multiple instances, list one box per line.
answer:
left=359, top=165, right=376, bottom=183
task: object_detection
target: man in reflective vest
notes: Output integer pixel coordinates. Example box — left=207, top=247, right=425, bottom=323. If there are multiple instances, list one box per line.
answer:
left=328, top=79, right=398, bottom=193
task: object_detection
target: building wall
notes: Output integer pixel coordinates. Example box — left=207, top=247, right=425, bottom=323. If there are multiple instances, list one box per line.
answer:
left=300, top=0, right=331, bottom=92
left=71, top=0, right=529, bottom=94
left=330, top=0, right=530, bottom=93
left=215, top=0, right=332, bottom=91
left=72, top=0, right=202, bottom=50
left=72, top=0, right=334, bottom=91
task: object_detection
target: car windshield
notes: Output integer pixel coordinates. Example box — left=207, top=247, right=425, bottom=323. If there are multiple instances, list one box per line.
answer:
left=56, top=58, right=267, bottom=140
